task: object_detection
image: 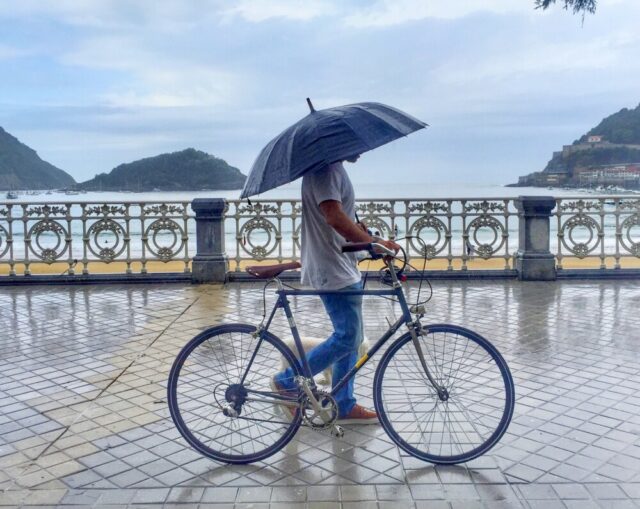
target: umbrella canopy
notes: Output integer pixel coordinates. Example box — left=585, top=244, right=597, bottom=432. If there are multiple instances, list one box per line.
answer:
left=240, top=100, right=427, bottom=198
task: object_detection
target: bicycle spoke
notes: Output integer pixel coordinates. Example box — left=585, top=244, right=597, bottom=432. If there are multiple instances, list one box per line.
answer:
left=377, top=326, right=512, bottom=463
left=169, top=327, right=301, bottom=462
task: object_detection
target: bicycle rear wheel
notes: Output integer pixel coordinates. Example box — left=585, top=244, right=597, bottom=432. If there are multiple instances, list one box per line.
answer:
left=374, top=324, right=514, bottom=464
left=168, top=323, right=302, bottom=464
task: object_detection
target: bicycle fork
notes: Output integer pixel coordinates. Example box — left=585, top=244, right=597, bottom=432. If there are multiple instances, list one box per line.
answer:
left=407, top=322, right=449, bottom=401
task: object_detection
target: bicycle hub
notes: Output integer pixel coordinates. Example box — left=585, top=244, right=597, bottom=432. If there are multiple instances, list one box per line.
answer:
left=224, top=384, right=248, bottom=415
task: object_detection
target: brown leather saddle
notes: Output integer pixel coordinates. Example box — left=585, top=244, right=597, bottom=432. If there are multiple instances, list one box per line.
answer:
left=245, top=261, right=301, bottom=279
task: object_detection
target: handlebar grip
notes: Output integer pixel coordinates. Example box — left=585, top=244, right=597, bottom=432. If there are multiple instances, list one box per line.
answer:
left=341, top=242, right=372, bottom=253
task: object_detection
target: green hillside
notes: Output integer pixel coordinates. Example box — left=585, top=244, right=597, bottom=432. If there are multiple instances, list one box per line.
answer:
left=77, top=148, right=247, bottom=191
left=578, top=103, right=640, bottom=145
left=0, top=127, right=76, bottom=190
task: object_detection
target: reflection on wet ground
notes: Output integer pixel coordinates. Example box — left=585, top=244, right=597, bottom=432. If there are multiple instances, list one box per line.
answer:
left=1, top=279, right=639, bottom=508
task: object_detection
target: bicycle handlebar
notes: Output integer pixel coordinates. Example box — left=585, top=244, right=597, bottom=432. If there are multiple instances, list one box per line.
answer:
left=341, top=242, right=396, bottom=258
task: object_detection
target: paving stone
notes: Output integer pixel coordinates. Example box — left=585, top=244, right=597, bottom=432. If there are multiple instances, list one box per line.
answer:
left=1, top=281, right=640, bottom=507
left=342, top=485, right=377, bottom=501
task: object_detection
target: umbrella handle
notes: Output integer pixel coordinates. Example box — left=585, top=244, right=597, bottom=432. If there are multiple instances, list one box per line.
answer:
left=355, top=212, right=374, bottom=236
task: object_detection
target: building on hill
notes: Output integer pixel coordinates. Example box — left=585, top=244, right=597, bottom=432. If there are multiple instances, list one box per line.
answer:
left=576, top=163, right=640, bottom=188
left=517, top=168, right=570, bottom=187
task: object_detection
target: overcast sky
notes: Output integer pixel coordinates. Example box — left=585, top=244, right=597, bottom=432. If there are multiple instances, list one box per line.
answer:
left=1, top=0, right=639, bottom=187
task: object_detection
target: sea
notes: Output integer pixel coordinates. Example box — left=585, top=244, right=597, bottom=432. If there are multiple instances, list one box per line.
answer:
left=2, top=183, right=638, bottom=261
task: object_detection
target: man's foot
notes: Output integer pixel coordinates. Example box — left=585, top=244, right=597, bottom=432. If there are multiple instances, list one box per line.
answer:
left=270, top=376, right=297, bottom=421
left=337, top=404, right=379, bottom=425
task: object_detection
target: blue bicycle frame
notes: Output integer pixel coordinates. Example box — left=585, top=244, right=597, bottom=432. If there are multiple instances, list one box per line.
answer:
left=249, top=259, right=441, bottom=402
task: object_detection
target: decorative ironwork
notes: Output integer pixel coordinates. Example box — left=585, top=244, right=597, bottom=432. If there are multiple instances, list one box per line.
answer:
left=0, top=200, right=193, bottom=276
left=407, top=201, right=448, bottom=214
left=144, top=218, right=185, bottom=261
left=356, top=202, right=393, bottom=237
left=227, top=197, right=516, bottom=271
left=617, top=199, right=640, bottom=211
left=408, top=216, right=449, bottom=258
left=559, top=214, right=601, bottom=258
left=464, top=200, right=506, bottom=214
left=87, top=219, right=127, bottom=262
left=27, top=219, right=68, bottom=262
left=293, top=223, right=302, bottom=251
left=85, top=204, right=126, bottom=216
left=239, top=217, right=278, bottom=259
left=559, top=199, right=602, bottom=212
left=143, top=203, right=185, bottom=215
left=619, top=213, right=640, bottom=257
left=237, top=202, right=279, bottom=215
left=0, top=224, right=9, bottom=258
left=24, top=204, right=68, bottom=217
left=465, top=215, right=506, bottom=259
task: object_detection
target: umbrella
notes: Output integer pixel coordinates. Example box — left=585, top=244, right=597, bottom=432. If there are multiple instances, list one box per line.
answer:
left=240, top=99, right=427, bottom=198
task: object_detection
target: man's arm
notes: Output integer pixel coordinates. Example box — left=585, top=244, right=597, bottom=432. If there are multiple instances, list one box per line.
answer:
left=319, top=200, right=400, bottom=252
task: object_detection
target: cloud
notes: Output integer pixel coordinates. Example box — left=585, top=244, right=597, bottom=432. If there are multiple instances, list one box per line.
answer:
left=222, top=0, right=335, bottom=22
left=343, top=0, right=533, bottom=28
left=433, top=31, right=640, bottom=91
left=60, top=34, right=242, bottom=108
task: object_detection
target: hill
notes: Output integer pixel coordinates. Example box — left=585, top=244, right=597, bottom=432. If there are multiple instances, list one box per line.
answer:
left=579, top=103, right=640, bottom=145
left=76, top=149, right=247, bottom=191
left=513, top=102, right=640, bottom=188
left=0, top=127, right=76, bottom=190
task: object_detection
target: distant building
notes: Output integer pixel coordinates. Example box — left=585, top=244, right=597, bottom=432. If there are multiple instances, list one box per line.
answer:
left=576, top=163, right=640, bottom=187
left=587, top=135, right=603, bottom=143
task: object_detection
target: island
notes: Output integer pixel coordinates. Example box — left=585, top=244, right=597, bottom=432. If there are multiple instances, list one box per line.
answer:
left=0, top=126, right=76, bottom=190
left=511, top=103, right=640, bottom=189
left=76, top=148, right=247, bottom=192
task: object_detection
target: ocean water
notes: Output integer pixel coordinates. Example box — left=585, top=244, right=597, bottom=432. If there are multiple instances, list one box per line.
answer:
left=2, top=183, right=638, bottom=262
left=1, top=181, right=604, bottom=203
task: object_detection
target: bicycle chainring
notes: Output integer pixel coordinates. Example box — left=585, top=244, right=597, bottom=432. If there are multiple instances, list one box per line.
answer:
left=302, top=390, right=338, bottom=429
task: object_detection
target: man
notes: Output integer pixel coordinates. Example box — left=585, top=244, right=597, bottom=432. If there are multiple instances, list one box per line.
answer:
left=273, top=154, right=400, bottom=423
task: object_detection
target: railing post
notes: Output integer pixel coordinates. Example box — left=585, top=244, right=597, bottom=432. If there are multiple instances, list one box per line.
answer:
left=515, top=196, right=556, bottom=281
left=191, top=198, right=228, bottom=283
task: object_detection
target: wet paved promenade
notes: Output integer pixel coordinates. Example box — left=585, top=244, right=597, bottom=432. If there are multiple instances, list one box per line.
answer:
left=1, top=279, right=640, bottom=508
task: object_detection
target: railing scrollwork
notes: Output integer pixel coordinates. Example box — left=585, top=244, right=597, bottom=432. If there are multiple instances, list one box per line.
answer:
left=0, top=200, right=193, bottom=276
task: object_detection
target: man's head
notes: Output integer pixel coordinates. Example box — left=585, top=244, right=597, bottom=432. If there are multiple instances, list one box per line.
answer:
left=345, top=154, right=361, bottom=163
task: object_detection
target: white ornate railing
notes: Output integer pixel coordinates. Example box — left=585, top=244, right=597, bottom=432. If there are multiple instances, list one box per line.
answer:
left=0, top=201, right=193, bottom=276
left=226, top=198, right=519, bottom=272
left=3, top=195, right=639, bottom=280
left=554, top=196, right=640, bottom=269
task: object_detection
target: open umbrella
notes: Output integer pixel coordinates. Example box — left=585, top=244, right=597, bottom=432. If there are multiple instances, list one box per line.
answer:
left=240, top=99, right=427, bottom=198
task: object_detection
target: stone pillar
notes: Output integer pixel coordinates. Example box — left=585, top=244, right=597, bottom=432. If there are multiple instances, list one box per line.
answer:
left=191, top=198, right=228, bottom=283
left=515, top=196, right=556, bottom=281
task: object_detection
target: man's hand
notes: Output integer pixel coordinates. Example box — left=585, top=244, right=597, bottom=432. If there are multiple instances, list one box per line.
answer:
left=374, top=238, right=401, bottom=260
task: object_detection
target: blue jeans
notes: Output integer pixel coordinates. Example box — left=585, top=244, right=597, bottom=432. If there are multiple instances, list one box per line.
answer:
left=275, top=281, right=364, bottom=417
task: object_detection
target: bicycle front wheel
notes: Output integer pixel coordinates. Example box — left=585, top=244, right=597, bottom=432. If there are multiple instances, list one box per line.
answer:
left=168, top=323, right=302, bottom=464
left=374, top=324, right=514, bottom=464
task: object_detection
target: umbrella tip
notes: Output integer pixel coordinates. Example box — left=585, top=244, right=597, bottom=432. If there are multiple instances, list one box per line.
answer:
left=306, top=97, right=315, bottom=113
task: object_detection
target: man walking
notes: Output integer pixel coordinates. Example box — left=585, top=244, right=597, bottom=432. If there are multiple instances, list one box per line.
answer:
left=273, top=155, right=400, bottom=423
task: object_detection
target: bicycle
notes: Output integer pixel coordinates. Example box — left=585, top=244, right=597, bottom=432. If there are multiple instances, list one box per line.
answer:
left=168, top=242, right=515, bottom=465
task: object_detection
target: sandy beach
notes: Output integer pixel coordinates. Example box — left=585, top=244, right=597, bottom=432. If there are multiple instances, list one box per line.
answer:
left=2, top=256, right=638, bottom=276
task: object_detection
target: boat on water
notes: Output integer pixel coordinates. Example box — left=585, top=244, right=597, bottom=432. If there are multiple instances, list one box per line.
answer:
left=64, top=190, right=79, bottom=195
left=5, top=191, right=18, bottom=199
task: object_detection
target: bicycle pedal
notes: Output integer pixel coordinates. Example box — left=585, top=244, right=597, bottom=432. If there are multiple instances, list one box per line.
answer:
left=331, top=425, right=344, bottom=438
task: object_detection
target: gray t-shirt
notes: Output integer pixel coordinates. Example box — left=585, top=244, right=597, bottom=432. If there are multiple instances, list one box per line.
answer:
left=300, top=162, right=361, bottom=290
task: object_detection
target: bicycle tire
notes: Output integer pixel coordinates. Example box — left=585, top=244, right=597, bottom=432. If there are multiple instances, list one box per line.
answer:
left=374, top=324, right=514, bottom=464
left=168, top=323, right=302, bottom=464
